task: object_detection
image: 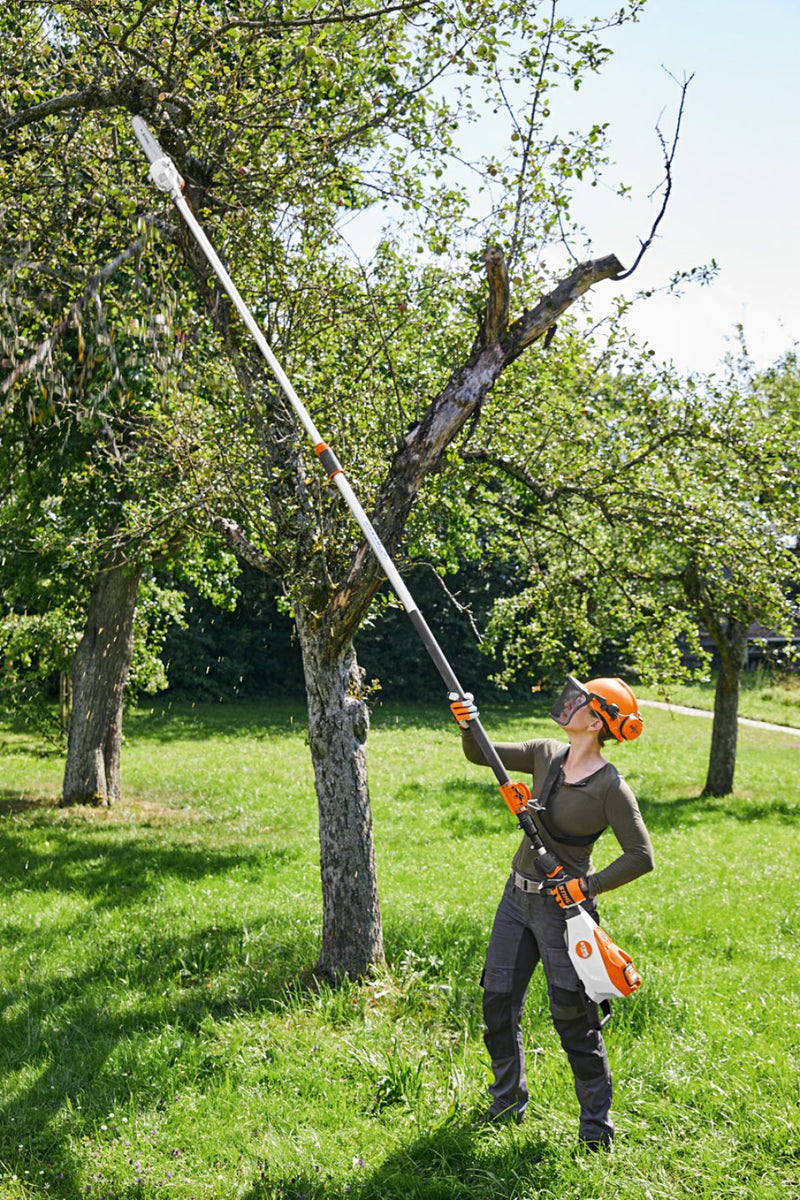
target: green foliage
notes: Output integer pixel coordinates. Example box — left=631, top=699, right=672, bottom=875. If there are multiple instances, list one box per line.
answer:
left=447, top=324, right=800, bottom=690
left=160, top=568, right=306, bottom=701
left=0, top=576, right=186, bottom=739
left=0, top=201, right=232, bottom=724
left=0, top=607, right=80, bottom=739
left=0, top=699, right=798, bottom=1198
left=0, top=0, right=681, bottom=773
left=128, top=575, right=187, bottom=697
left=1, top=0, right=654, bottom=619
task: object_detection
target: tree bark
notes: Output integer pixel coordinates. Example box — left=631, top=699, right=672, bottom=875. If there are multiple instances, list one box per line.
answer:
left=61, top=557, right=142, bottom=806
left=295, top=606, right=384, bottom=979
left=704, top=617, right=748, bottom=796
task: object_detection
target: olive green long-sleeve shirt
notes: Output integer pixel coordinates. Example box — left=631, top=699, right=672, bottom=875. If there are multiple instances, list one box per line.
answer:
left=461, top=731, right=654, bottom=895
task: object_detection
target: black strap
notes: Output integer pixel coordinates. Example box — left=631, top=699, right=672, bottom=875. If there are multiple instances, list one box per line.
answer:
left=536, top=745, right=569, bottom=810
left=532, top=745, right=607, bottom=848
left=578, top=986, right=612, bottom=1030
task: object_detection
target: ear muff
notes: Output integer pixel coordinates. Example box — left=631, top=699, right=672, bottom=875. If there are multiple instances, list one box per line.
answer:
left=617, top=713, right=643, bottom=741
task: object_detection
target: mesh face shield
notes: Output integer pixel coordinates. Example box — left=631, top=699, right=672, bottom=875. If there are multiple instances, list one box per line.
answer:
left=549, top=676, right=592, bottom=727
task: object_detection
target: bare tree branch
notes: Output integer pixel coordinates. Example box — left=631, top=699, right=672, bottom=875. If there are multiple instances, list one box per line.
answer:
left=323, top=248, right=624, bottom=647
left=615, top=71, right=693, bottom=282
left=506, top=0, right=559, bottom=273
left=509, top=253, right=623, bottom=352
left=188, top=0, right=427, bottom=57
left=416, top=561, right=485, bottom=643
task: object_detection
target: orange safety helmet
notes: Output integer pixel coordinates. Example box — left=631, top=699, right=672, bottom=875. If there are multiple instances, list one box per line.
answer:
left=550, top=675, right=643, bottom=742
left=585, top=677, right=643, bottom=742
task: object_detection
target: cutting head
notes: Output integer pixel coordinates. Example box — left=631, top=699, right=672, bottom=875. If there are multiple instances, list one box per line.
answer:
left=131, top=117, right=184, bottom=196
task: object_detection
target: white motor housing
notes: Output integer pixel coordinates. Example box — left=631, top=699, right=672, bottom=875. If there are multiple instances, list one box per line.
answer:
left=564, top=904, right=642, bottom=1005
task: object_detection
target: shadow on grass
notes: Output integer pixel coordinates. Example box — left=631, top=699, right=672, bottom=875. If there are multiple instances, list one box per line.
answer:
left=123, top=699, right=311, bottom=744
left=0, top=902, right=318, bottom=1200
left=0, top=765, right=324, bottom=1200
left=636, top=790, right=800, bottom=831
left=0, top=790, right=57, bottom=814
left=0, top=803, right=294, bottom=906
left=241, top=1119, right=558, bottom=1200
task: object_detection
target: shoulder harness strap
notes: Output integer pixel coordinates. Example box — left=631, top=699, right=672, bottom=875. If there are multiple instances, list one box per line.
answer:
left=531, top=745, right=607, bottom=847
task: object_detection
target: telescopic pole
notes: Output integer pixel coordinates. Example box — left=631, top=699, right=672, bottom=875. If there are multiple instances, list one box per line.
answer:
left=131, top=117, right=561, bottom=876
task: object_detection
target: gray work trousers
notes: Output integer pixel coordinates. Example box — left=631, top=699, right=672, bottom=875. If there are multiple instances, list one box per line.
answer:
left=481, top=874, right=613, bottom=1141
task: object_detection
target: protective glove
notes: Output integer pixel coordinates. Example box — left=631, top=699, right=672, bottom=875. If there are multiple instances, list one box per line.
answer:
left=449, top=691, right=478, bottom=729
left=546, top=875, right=590, bottom=908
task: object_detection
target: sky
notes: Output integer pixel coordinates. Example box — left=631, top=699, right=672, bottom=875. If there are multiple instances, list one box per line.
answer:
left=346, top=0, right=799, bottom=378
left=550, top=0, right=800, bottom=375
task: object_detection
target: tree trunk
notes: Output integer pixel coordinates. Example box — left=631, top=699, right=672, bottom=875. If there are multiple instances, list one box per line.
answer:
left=704, top=618, right=748, bottom=796
left=61, top=558, right=142, bottom=806
left=295, top=606, right=384, bottom=979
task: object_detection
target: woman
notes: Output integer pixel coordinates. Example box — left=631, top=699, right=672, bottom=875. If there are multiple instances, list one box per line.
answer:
left=450, top=676, right=654, bottom=1150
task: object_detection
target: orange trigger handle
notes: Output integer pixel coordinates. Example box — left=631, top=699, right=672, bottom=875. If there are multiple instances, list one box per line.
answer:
left=499, top=780, right=531, bottom=817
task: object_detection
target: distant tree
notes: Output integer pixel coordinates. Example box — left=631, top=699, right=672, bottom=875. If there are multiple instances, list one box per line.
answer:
left=467, top=335, right=800, bottom=796
left=683, top=349, right=800, bottom=794
left=0, top=199, right=235, bottom=797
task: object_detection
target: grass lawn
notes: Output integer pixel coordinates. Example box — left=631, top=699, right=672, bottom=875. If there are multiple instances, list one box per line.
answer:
left=0, top=696, right=798, bottom=1199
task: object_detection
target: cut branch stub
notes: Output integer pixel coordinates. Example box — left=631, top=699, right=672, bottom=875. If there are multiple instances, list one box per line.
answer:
left=213, top=516, right=276, bottom=574
left=482, top=245, right=510, bottom=345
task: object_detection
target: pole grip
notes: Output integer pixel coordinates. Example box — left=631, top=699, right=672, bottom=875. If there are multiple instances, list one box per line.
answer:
left=407, top=608, right=515, bottom=784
